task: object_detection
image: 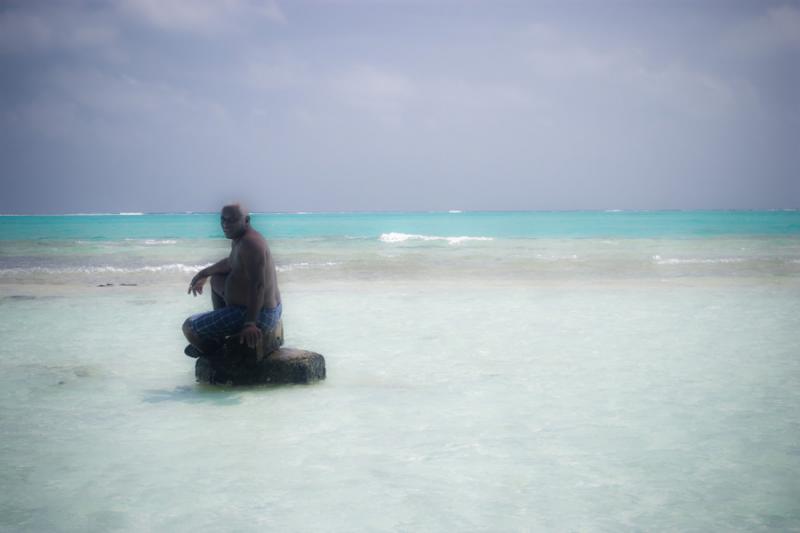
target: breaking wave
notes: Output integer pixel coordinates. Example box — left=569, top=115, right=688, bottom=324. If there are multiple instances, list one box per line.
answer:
left=652, top=255, right=746, bottom=265
left=123, top=239, right=178, bottom=245
left=0, top=263, right=211, bottom=276
left=379, top=232, right=494, bottom=245
left=0, top=261, right=342, bottom=278
left=276, top=262, right=339, bottom=272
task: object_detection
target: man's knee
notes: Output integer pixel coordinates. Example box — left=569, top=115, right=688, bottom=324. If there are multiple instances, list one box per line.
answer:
left=182, top=318, right=196, bottom=340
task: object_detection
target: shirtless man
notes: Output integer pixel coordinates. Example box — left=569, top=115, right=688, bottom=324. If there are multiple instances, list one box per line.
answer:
left=182, top=204, right=282, bottom=355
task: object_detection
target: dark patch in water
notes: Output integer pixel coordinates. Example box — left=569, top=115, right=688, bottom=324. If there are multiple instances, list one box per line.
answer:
left=127, top=299, right=157, bottom=305
left=0, top=295, right=61, bottom=304
left=142, top=386, right=242, bottom=405
left=73, top=366, right=92, bottom=378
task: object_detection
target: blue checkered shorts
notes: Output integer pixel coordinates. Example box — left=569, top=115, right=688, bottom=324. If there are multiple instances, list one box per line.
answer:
left=189, top=303, right=282, bottom=341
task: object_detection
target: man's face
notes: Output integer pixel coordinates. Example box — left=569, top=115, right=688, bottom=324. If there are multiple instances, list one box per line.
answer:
left=220, top=208, right=246, bottom=239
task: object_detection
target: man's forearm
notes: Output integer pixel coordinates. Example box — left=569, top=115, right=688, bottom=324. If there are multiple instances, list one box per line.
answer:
left=244, top=277, right=265, bottom=324
left=200, top=258, right=231, bottom=277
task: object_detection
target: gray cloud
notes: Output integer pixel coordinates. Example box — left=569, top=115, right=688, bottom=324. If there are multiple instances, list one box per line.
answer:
left=725, top=4, right=800, bottom=54
left=1, top=1, right=797, bottom=213
left=117, top=0, right=286, bottom=33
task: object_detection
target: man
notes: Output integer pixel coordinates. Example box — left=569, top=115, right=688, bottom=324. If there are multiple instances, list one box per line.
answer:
left=183, top=204, right=282, bottom=356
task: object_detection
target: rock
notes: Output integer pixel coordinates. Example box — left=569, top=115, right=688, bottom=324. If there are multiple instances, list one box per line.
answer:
left=196, top=348, right=326, bottom=385
left=194, top=320, right=326, bottom=385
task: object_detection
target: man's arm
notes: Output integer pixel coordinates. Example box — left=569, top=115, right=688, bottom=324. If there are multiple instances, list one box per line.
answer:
left=199, top=257, right=232, bottom=278
left=241, top=239, right=266, bottom=323
left=239, top=238, right=266, bottom=347
left=188, top=257, right=231, bottom=295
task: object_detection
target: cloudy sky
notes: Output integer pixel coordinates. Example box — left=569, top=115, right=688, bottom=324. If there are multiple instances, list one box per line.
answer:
left=1, top=0, right=798, bottom=213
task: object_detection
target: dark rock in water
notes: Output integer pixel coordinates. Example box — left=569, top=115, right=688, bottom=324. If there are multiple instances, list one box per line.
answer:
left=194, top=321, right=326, bottom=385
left=196, top=348, right=326, bottom=385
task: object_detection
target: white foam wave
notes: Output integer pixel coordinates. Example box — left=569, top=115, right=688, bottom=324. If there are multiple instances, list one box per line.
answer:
left=535, top=254, right=579, bottom=261
left=379, top=232, right=494, bottom=245
left=276, top=262, right=339, bottom=272
left=119, top=212, right=144, bottom=216
left=122, top=239, right=178, bottom=245
left=0, top=263, right=211, bottom=276
left=0, top=261, right=343, bottom=277
left=652, top=255, right=746, bottom=265
left=448, top=210, right=463, bottom=214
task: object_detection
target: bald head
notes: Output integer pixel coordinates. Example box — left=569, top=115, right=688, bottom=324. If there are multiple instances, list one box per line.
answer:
left=220, top=203, right=250, bottom=239
left=222, top=203, right=248, bottom=218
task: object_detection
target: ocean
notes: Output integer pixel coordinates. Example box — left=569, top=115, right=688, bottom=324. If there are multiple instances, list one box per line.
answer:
left=1, top=210, right=799, bottom=531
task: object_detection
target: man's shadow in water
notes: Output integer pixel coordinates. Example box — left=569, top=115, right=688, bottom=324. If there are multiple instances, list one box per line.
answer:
left=142, top=385, right=243, bottom=405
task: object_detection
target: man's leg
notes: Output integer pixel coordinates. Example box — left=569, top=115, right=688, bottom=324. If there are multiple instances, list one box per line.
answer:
left=182, top=319, right=221, bottom=355
left=182, top=276, right=232, bottom=356
left=210, top=273, right=227, bottom=310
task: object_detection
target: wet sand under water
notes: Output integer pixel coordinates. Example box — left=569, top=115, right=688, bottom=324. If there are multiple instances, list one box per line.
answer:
left=1, top=277, right=799, bottom=531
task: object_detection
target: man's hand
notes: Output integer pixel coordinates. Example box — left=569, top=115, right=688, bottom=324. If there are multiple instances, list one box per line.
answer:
left=188, top=273, right=208, bottom=296
left=239, top=323, right=262, bottom=348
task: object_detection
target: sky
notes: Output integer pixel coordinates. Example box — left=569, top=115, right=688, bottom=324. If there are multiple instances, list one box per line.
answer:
left=0, top=0, right=798, bottom=214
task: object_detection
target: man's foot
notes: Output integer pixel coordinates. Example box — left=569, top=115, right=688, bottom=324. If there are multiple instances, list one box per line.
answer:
left=184, top=344, right=204, bottom=358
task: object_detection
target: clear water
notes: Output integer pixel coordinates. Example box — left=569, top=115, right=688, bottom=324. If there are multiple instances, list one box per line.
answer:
left=1, top=211, right=799, bottom=531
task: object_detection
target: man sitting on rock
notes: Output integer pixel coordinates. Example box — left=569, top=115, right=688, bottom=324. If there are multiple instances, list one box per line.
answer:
left=183, top=203, right=282, bottom=357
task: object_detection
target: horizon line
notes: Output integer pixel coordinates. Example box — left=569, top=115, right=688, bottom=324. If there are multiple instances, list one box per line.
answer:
left=1, top=207, right=799, bottom=216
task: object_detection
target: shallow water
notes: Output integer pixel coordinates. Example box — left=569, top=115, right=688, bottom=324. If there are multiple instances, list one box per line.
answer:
left=1, top=212, right=799, bottom=531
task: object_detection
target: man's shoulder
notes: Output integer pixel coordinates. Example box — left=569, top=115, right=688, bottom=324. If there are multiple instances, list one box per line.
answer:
left=238, top=229, right=267, bottom=250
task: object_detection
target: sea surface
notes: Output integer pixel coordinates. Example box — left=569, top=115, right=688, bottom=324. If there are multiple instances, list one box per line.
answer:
left=1, top=210, right=799, bottom=531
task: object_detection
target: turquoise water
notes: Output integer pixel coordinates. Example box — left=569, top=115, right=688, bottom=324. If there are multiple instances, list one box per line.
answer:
left=1, top=211, right=799, bottom=531
left=2, top=211, right=800, bottom=284
left=3, top=210, right=800, bottom=241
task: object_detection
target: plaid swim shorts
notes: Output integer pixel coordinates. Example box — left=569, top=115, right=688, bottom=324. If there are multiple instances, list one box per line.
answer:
left=189, top=303, right=282, bottom=342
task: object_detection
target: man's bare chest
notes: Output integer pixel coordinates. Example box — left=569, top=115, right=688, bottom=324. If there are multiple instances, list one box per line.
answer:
left=228, top=245, right=246, bottom=274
